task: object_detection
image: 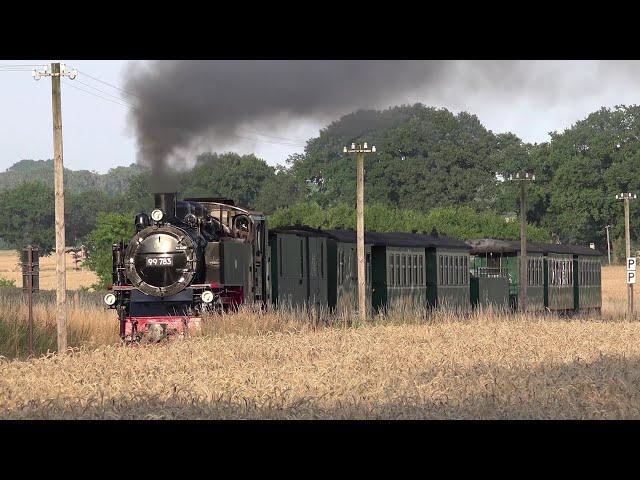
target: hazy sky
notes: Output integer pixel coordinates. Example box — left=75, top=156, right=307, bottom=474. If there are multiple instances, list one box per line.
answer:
left=1, top=60, right=639, bottom=174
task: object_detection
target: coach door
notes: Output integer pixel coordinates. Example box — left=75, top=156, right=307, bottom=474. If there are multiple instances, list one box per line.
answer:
left=308, top=236, right=327, bottom=308
left=278, top=234, right=307, bottom=308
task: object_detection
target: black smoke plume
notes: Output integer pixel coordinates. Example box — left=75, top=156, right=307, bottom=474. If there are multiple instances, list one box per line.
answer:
left=123, top=60, right=455, bottom=189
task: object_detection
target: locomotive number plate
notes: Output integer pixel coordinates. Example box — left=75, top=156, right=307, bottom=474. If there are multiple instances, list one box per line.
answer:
left=146, top=257, right=173, bottom=266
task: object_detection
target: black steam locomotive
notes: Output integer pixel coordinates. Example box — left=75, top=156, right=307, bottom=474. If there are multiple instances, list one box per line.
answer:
left=106, top=193, right=269, bottom=341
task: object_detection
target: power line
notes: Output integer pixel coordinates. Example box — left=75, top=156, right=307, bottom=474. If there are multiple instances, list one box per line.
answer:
left=74, top=78, right=136, bottom=107
left=61, top=79, right=134, bottom=109
left=75, top=69, right=140, bottom=99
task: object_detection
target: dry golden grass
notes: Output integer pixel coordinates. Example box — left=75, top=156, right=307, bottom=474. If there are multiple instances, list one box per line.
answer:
left=602, top=264, right=628, bottom=316
left=0, top=250, right=98, bottom=290
left=0, top=293, right=119, bottom=359
left=2, top=263, right=639, bottom=419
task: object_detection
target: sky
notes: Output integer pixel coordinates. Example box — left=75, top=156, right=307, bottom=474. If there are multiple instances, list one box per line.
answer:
left=1, top=60, right=639, bottom=174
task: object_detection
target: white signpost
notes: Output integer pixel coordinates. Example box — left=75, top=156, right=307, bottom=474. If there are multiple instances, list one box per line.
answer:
left=628, top=257, right=637, bottom=284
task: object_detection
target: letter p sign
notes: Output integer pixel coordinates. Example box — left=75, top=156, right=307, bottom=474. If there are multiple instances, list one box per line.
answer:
left=628, top=257, right=637, bottom=271
left=628, top=271, right=637, bottom=284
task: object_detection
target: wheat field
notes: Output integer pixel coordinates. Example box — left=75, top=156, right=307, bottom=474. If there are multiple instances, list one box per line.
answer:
left=1, top=264, right=640, bottom=419
left=0, top=250, right=98, bottom=290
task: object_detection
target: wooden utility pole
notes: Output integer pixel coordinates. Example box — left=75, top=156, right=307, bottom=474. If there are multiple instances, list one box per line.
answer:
left=344, top=142, right=376, bottom=321
left=507, top=172, right=535, bottom=313
left=605, top=224, right=611, bottom=265
left=34, top=62, right=77, bottom=352
left=617, top=193, right=637, bottom=315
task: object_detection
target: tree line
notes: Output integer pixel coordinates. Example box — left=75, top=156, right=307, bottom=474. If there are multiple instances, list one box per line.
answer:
left=1, top=102, right=639, bottom=286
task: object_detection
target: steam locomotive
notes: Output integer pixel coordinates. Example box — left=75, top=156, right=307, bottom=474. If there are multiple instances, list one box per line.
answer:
left=106, top=193, right=269, bottom=341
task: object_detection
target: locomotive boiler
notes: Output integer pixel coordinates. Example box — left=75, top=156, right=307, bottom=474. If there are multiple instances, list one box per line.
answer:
left=105, top=193, right=269, bottom=342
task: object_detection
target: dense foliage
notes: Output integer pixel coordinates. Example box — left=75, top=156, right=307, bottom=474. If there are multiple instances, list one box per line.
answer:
left=84, top=213, right=134, bottom=288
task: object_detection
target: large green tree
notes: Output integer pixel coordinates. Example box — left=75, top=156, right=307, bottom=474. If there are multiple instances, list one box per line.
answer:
left=288, top=105, right=499, bottom=212
left=0, top=182, right=55, bottom=253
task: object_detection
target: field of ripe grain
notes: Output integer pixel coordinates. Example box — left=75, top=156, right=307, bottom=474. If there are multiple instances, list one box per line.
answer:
left=0, top=250, right=98, bottom=290
left=2, top=263, right=640, bottom=420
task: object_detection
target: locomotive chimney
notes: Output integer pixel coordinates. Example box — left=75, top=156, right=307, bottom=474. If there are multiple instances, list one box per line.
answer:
left=154, top=192, right=177, bottom=219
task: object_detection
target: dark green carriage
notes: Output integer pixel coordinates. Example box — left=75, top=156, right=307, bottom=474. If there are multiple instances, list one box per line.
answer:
left=269, top=227, right=330, bottom=309
left=366, top=232, right=469, bottom=313
left=367, top=234, right=428, bottom=312
left=467, top=239, right=544, bottom=312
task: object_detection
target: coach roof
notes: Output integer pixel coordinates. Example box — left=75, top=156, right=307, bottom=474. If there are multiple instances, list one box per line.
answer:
left=326, top=229, right=470, bottom=249
left=467, top=238, right=602, bottom=256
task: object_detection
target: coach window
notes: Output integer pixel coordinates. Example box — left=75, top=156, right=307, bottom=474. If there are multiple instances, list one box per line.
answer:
left=439, top=256, right=444, bottom=285
left=412, top=255, right=417, bottom=286
left=419, top=256, right=424, bottom=286
left=538, top=259, right=541, bottom=286
left=405, top=254, right=410, bottom=286
left=366, top=253, right=371, bottom=285
left=451, top=256, right=455, bottom=285
left=449, top=255, right=454, bottom=285
left=451, top=255, right=458, bottom=285
left=395, top=254, right=400, bottom=286
left=338, top=250, right=344, bottom=285
left=463, top=256, right=468, bottom=284
left=403, top=255, right=407, bottom=286
left=443, top=256, right=447, bottom=285
left=279, top=238, right=283, bottom=277
left=444, top=256, right=448, bottom=286
left=389, top=254, right=394, bottom=286
left=531, top=259, right=536, bottom=286
left=442, top=256, right=446, bottom=286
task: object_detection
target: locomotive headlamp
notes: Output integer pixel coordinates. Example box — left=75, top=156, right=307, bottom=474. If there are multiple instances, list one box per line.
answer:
left=103, top=293, right=116, bottom=306
left=201, top=290, right=214, bottom=304
left=151, top=209, right=164, bottom=222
